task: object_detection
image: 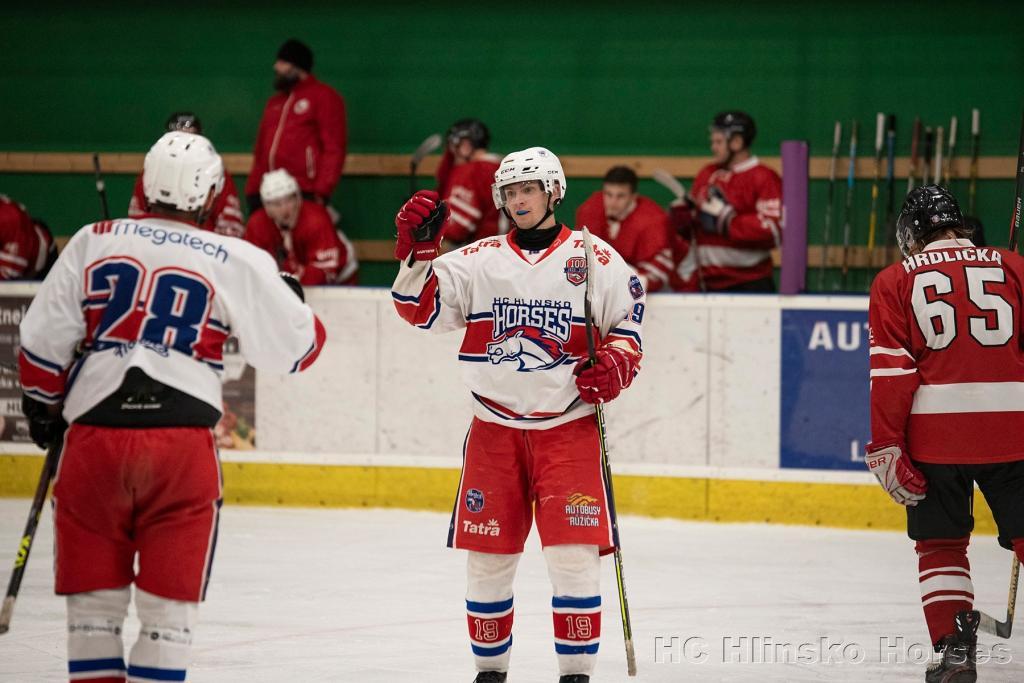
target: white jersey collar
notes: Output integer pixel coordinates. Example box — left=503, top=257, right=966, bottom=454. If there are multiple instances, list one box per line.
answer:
left=731, top=156, right=760, bottom=173
left=923, top=238, right=975, bottom=252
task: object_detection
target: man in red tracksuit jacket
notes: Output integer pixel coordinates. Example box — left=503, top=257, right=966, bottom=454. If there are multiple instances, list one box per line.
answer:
left=245, top=39, right=347, bottom=213
left=669, top=111, right=782, bottom=292
left=245, top=169, right=358, bottom=285
left=575, top=166, right=673, bottom=292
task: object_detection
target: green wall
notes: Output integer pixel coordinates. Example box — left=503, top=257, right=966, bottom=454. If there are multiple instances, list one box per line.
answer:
left=2, top=1, right=1023, bottom=289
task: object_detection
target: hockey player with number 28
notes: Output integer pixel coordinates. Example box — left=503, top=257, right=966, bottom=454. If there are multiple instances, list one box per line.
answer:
left=18, top=131, right=326, bottom=683
left=392, top=147, right=645, bottom=682
left=867, top=185, right=1024, bottom=682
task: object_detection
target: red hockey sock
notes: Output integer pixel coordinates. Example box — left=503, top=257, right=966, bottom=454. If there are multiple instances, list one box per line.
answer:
left=915, top=537, right=973, bottom=646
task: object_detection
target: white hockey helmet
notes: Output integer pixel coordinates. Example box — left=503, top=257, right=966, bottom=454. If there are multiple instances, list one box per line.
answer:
left=260, top=169, right=301, bottom=203
left=143, top=132, right=224, bottom=213
left=491, top=147, right=567, bottom=210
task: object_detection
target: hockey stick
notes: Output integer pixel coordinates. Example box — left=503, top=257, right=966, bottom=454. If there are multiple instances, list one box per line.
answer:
left=884, top=115, right=897, bottom=264
left=820, top=121, right=842, bottom=291
left=580, top=226, right=636, bottom=677
left=1008, top=109, right=1024, bottom=253
left=840, top=119, right=858, bottom=290
left=943, top=116, right=958, bottom=187
left=968, top=109, right=980, bottom=216
left=652, top=169, right=705, bottom=292
left=0, top=441, right=61, bottom=635
left=907, top=117, right=921, bottom=196
left=978, top=556, right=1020, bottom=638
left=92, top=153, right=110, bottom=220
left=867, top=113, right=885, bottom=272
left=932, top=126, right=944, bottom=188
left=409, top=133, right=442, bottom=197
left=922, top=127, right=935, bottom=188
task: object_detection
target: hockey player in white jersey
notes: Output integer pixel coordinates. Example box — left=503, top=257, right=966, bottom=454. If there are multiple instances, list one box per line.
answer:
left=18, top=131, right=326, bottom=683
left=392, top=147, right=645, bottom=682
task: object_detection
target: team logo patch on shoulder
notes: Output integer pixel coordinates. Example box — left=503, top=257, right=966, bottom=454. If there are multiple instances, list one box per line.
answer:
left=466, top=488, right=484, bottom=513
left=629, top=274, right=645, bottom=300
left=564, top=256, right=587, bottom=286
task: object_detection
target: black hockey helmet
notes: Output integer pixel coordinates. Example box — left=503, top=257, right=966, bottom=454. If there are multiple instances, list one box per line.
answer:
left=896, top=185, right=966, bottom=258
left=712, top=111, right=756, bottom=147
left=447, top=118, right=490, bottom=150
left=165, top=111, right=203, bottom=134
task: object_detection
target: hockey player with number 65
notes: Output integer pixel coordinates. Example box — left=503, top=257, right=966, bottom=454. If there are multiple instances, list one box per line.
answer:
left=18, top=131, right=326, bottom=683
left=392, top=147, right=645, bottom=681
left=867, top=185, right=1024, bottom=682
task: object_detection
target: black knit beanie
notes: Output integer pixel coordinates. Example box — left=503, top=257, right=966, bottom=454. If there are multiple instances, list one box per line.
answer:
left=277, top=39, right=313, bottom=72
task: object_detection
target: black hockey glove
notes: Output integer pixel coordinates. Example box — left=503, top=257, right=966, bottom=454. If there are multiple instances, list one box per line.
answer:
left=21, top=394, right=68, bottom=450
left=280, top=272, right=305, bottom=302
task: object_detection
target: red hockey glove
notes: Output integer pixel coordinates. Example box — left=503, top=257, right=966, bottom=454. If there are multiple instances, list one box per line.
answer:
left=697, top=186, right=735, bottom=236
left=574, top=345, right=640, bottom=404
left=395, top=190, right=449, bottom=261
left=865, top=443, right=927, bottom=506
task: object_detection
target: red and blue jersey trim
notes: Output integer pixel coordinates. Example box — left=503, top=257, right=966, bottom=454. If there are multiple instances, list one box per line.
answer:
left=291, top=316, right=327, bottom=373
left=391, top=267, right=442, bottom=329
left=19, top=347, right=68, bottom=404
left=472, top=392, right=581, bottom=422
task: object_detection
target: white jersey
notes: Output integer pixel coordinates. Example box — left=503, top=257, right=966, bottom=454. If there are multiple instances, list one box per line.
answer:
left=19, top=215, right=326, bottom=423
left=392, top=226, right=645, bottom=429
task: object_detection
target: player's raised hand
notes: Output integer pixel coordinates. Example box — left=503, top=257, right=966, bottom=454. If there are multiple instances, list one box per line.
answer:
left=395, top=190, right=448, bottom=261
left=574, top=344, right=640, bottom=404
left=865, top=443, right=927, bottom=506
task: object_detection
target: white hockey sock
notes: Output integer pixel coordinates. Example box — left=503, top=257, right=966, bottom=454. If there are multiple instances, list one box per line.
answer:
left=545, top=544, right=601, bottom=676
left=67, top=587, right=131, bottom=681
left=126, top=589, right=198, bottom=682
left=466, top=550, right=520, bottom=673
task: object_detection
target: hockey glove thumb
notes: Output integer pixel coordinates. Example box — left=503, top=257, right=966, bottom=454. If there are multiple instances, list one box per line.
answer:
left=698, top=186, right=736, bottom=236
left=574, top=344, right=641, bottom=404
left=865, top=443, right=927, bottom=506
left=22, top=394, right=68, bottom=450
left=395, top=190, right=449, bottom=262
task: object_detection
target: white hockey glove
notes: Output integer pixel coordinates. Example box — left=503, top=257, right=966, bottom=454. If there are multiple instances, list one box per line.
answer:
left=697, top=186, right=735, bottom=236
left=864, top=443, right=927, bottom=506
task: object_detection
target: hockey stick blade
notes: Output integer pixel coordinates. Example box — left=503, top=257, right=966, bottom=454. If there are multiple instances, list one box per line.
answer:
left=978, top=555, right=1020, bottom=638
left=411, top=133, right=442, bottom=167
left=651, top=169, right=688, bottom=202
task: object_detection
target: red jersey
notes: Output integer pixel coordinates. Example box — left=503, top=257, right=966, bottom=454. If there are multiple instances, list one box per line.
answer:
left=245, top=76, right=347, bottom=200
left=0, top=196, right=56, bottom=280
left=669, top=156, right=782, bottom=290
left=575, top=192, right=673, bottom=292
left=435, top=151, right=505, bottom=244
left=868, top=239, right=1024, bottom=464
left=244, top=200, right=358, bottom=285
left=129, top=172, right=245, bottom=238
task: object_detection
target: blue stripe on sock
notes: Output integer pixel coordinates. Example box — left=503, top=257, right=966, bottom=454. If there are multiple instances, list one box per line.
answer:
left=467, top=597, right=514, bottom=613
left=555, top=642, right=601, bottom=655
left=552, top=595, right=601, bottom=609
left=69, top=658, right=126, bottom=673
left=126, top=664, right=187, bottom=681
left=472, top=636, right=513, bottom=657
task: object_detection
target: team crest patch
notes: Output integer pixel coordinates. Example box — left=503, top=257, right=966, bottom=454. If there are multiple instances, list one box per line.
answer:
left=564, top=256, right=587, bottom=285
left=293, top=98, right=310, bottom=115
left=466, top=488, right=485, bottom=513
left=629, top=274, right=645, bottom=300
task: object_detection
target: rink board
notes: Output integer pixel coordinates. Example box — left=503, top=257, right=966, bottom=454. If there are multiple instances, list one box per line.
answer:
left=0, top=286, right=998, bottom=532
left=0, top=452, right=1001, bottom=535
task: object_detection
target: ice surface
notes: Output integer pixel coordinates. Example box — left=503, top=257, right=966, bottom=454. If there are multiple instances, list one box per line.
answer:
left=0, top=500, right=1020, bottom=682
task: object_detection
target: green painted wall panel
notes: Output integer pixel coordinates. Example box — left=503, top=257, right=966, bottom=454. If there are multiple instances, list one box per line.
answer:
left=2, top=2, right=1022, bottom=289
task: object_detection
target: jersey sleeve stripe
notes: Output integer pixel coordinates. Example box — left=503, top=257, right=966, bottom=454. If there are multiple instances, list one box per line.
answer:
left=392, top=272, right=442, bottom=328
left=449, top=196, right=483, bottom=219
left=20, top=347, right=65, bottom=375
left=870, top=346, right=913, bottom=358
left=869, top=368, right=917, bottom=378
left=607, top=327, right=643, bottom=353
left=291, top=316, right=327, bottom=373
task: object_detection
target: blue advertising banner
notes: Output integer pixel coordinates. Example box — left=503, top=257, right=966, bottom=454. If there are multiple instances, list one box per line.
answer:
left=780, top=308, right=870, bottom=470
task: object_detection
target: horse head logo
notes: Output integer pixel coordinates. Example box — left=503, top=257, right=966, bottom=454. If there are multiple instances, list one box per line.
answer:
left=487, top=326, right=566, bottom=372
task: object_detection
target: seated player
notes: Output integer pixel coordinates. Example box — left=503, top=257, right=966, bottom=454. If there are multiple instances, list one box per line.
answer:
left=575, top=166, right=673, bottom=292
left=0, top=195, right=57, bottom=280
left=245, top=169, right=358, bottom=285
left=435, top=118, right=506, bottom=245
